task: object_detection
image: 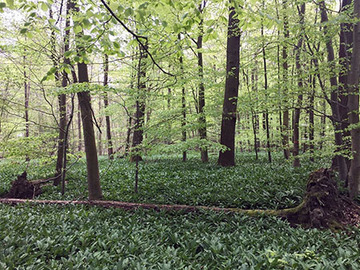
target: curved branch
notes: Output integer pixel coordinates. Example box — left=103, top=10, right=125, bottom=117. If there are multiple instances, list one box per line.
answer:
left=99, top=0, right=175, bottom=77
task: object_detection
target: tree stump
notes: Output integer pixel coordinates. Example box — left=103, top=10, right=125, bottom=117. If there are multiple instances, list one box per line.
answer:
left=6, top=172, right=42, bottom=199
left=284, top=168, right=360, bottom=229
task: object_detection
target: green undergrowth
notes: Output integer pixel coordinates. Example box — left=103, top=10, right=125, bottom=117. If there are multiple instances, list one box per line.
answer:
left=1, top=152, right=329, bottom=209
left=0, top=204, right=359, bottom=269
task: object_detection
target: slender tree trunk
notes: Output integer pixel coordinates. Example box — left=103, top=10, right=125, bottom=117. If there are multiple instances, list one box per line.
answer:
left=130, top=41, right=147, bottom=162
left=178, top=34, right=187, bottom=162
left=98, top=99, right=103, bottom=156
left=281, top=0, right=290, bottom=160
left=197, top=2, right=208, bottom=163
left=218, top=3, right=240, bottom=167
left=73, top=1, right=102, bottom=200
left=23, top=54, right=30, bottom=139
left=103, top=54, right=114, bottom=159
left=293, top=3, right=305, bottom=168
left=347, top=0, right=360, bottom=198
left=77, top=105, right=82, bottom=152
left=125, top=115, right=132, bottom=156
left=319, top=0, right=347, bottom=182
left=261, top=2, right=272, bottom=163
left=250, top=65, right=259, bottom=160
left=49, top=8, right=67, bottom=185
left=309, top=74, right=315, bottom=162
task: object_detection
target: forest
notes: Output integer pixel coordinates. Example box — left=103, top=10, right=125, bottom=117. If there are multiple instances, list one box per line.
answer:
left=1, top=0, right=360, bottom=268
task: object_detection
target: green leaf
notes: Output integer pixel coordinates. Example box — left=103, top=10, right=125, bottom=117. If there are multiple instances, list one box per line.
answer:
left=0, top=2, right=6, bottom=12
left=5, top=0, right=13, bottom=8
left=125, top=7, right=133, bottom=17
left=113, top=41, right=120, bottom=49
left=74, top=24, right=82, bottom=34
left=40, top=2, right=48, bottom=11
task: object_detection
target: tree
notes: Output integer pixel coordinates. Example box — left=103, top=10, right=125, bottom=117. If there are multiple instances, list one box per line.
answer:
left=347, top=0, right=360, bottom=198
left=218, top=2, right=240, bottom=167
left=292, top=3, right=306, bottom=168
left=73, top=1, right=102, bottom=200
left=103, top=54, right=114, bottom=160
left=197, top=0, right=208, bottom=163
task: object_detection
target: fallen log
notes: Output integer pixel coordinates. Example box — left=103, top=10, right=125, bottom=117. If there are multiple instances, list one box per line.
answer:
left=1, top=168, right=359, bottom=229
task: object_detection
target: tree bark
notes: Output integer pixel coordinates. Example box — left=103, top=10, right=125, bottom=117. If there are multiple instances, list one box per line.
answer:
left=319, top=0, right=348, bottom=182
left=103, top=54, right=114, bottom=160
left=347, top=0, right=360, bottom=198
left=281, top=0, right=290, bottom=160
left=77, top=63, right=102, bottom=200
left=51, top=6, right=68, bottom=186
left=178, top=34, right=187, bottom=162
left=338, top=0, right=353, bottom=173
left=130, top=41, right=147, bottom=162
left=197, top=1, right=208, bottom=163
left=293, top=3, right=305, bottom=168
left=261, top=2, right=272, bottom=163
left=73, top=1, right=102, bottom=200
left=218, top=3, right=240, bottom=167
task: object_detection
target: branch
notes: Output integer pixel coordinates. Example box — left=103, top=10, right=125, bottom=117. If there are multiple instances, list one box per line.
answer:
left=99, top=0, right=175, bottom=77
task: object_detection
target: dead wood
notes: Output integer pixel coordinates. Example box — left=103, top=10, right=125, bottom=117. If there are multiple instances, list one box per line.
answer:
left=1, top=168, right=359, bottom=229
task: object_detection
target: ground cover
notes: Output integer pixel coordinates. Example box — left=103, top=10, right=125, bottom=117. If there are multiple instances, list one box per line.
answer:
left=2, top=153, right=359, bottom=269
left=0, top=153, right=328, bottom=209
left=1, top=204, right=359, bottom=269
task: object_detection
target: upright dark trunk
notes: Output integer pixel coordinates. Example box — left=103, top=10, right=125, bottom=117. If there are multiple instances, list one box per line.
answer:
left=23, top=54, right=29, bottom=139
left=281, top=0, right=290, bottom=160
left=293, top=3, right=305, bottom=168
left=179, top=34, right=187, bottom=162
left=103, top=54, right=114, bottom=159
left=130, top=41, right=147, bottom=162
left=51, top=7, right=68, bottom=185
left=197, top=3, right=208, bottom=163
left=125, top=115, right=132, bottom=156
left=319, top=0, right=347, bottom=182
left=77, top=63, right=102, bottom=200
left=338, top=0, right=353, bottom=172
left=73, top=1, right=102, bottom=200
left=261, top=2, right=272, bottom=163
left=348, top=0, right=360, bottom=198
left=250, top=65, right=259, bottom=160
left=77, top=105, right=82, bottom=152
left=218, top=4, right=240, bottom=167
left=309, top=74, right=315, bottom=162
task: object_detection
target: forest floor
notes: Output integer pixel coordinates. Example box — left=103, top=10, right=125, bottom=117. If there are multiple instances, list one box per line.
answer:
left=1, top=152, right=360, bottom=269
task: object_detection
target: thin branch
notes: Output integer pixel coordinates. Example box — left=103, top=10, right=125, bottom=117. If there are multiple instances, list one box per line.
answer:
left=99, top=0, right=175, bottom=77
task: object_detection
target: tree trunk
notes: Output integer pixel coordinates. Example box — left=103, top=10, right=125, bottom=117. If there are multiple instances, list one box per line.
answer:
left=130, top=41, right=147, bottom=162
left=261, top=2, right=272, bottom=163
left=347, top=0, right=360, bottom=199
left=77, top=63, right=102, bottom=200
left=102, top=54, right=114, bottom=159
left=218, top=3, right=240, bottom=167
left=319, top=0, right=348, bottom=183
left=293, top=3, right=305, bottom=168
left=338, top=0, right=353, bottom=174
left=281, top=0, right=290, bottom=160
left=179, top=34, right=187, bottom=162
left=73, top=1, right=102, bottom=200
left=197, top=2, right=208, bottom=163
left=309, top=74, right=315, bottom=162
left=52, top=6, right=68, bottom=186
left=250, top=64, right=259, bottom=160
left=23, top=53, right=30, bottom=139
